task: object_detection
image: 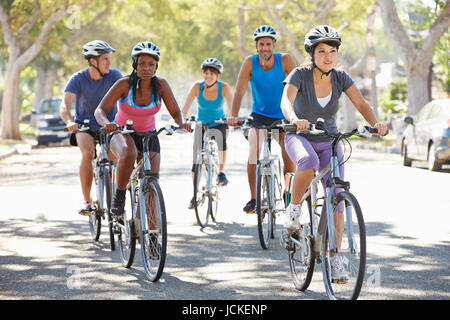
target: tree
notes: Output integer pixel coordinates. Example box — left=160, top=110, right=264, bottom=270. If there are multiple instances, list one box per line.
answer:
left=0, top=0, right=73, bottom=140
left=378, top=0, right=450, bottom=115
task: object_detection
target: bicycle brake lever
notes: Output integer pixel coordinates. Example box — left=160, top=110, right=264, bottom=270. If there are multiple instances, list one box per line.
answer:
left=357, top=125, right=372, bottom=138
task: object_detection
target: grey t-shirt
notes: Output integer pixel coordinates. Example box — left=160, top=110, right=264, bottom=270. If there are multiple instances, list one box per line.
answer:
left=283, top=66, right=354, bottom=142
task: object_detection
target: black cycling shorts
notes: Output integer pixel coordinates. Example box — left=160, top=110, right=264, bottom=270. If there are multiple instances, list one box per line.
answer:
left=69, top=121, right=100, bottom=146
left=107, top=131, right=160, bottom=154
left=192, top=123, right=228, bottom=169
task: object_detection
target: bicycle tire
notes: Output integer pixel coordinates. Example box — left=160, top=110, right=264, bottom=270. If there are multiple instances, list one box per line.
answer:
left=288, top=195, right=315, bottom=291
left=256, top=164, right=272, bottom=249
left=209, top=161, right=219, bottom=222
left=193, top=162, right=210, bottom=228
left=118, top=187, right=137, bottom=268
left=140, top=179, right=167, bottom=282
left=103, top=167, right=115, bottom=251
left=89, top=166, right=102, bottom=241
left=321, top=191, right=366, bottom=300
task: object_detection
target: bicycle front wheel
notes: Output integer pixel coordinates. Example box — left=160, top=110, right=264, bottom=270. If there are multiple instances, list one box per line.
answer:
left=321, top=191, right=366, bottom=300
left=140, top=179, right=167, bottom=282
left=256, top=165, right=273, bottom=249
left=118, top=187, right=136, bottom=268
left=89, top=167, right=102, bottom=241
left=209, top=161, right=219, bottom=222
left=193, top=162, right=211, bottom=228
left=103, top=167, right=115, bottom=251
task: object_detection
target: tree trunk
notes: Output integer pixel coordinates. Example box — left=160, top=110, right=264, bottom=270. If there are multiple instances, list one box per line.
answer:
left=378, top=0, right=450, bottom=115
left=33, top=66, right=46, bottom=110
left=407, top=64, right=432, bottom=115
left=1, top=59, right=22, bottom=140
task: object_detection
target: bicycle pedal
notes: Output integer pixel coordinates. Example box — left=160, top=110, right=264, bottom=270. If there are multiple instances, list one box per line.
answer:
left=332, top=279, right=348, bottom=284
left=78, top=210, right=92, bottom=216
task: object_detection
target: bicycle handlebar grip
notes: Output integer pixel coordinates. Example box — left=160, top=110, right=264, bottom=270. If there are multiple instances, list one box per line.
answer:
left=283, top=124, right=298, bottom=131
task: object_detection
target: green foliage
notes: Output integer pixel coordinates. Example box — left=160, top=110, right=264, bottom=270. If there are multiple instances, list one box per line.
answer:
left=380, top=78, right=408, bottom=114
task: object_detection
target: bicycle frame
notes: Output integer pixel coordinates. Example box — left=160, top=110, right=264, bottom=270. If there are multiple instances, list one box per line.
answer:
left=258, top=128, right=282, bottom=213
left=199, top=127, right=218, bottom=198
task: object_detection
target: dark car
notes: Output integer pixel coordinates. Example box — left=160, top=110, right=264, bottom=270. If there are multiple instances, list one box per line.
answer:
left=31, top=98, right=73, bottom=146
left=401, top=99, right=450, bottom=171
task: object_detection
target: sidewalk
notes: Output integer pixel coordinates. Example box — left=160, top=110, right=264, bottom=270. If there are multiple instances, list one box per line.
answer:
left=0, top=140, right=36, bottom=160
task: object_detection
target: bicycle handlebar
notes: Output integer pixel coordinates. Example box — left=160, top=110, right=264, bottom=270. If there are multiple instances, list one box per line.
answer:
left=112, top=120, right=185, bottom=137
left=281, top=118, right=389, bottom=139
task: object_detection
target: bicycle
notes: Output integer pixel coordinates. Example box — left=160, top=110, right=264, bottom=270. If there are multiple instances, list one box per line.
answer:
left=65, top=120, right=115, bottom=250
left=114, top=120, right=182, bottom=282
left=189, top=117, right=225, bottom=228
left=241, top=118, right=285, bottom=249
left=281, top=118, right=386, bottom=300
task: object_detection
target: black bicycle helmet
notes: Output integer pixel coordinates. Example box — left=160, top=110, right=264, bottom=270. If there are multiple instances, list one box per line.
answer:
left=304, top=25, right=341, bottom=53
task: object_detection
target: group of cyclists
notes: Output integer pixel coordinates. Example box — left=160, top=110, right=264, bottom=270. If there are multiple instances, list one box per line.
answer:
left=60, top=24, right=387, bottom=281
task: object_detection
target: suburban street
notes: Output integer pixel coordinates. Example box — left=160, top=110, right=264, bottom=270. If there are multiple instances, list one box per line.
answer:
left=0, top=130, right=449, bottom=301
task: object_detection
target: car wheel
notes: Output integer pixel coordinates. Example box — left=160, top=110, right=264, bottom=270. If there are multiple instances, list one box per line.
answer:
left=402, top=141, right=412, bottom=167
left=427, top=143, right=441, bottom=171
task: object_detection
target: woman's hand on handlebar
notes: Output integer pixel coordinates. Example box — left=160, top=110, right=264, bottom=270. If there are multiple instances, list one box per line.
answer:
left=105, top=122, right=118, bottom=134
left=180, top=122, right=193, bottom=132
left=374, top=122, right=388, bottom=136
left=226, top=116, right=240, bottom=127
left=291, top=118, right=309, bottom=131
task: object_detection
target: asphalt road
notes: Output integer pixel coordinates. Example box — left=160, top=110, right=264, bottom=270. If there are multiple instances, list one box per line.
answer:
left=0, top=130, right=449, bottom=301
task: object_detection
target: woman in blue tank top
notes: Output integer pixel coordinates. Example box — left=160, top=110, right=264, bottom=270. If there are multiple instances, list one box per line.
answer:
left=182, top=58, right=233, bottom=209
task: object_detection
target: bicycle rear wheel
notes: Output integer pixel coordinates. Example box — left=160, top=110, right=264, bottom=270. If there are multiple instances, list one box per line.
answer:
left=256, top=165, right=273, bottom=249
left=140, top=179, right=167, bottom=282
left=288, top=195, right=315, bottom=291
left=193, top=162, right=211, bottom=228
left=321, top=191, right=366, bottom=300
left=118, top=187, right=137, bottom=268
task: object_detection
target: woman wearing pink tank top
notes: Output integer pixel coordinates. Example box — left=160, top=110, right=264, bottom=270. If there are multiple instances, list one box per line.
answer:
left=95, top=42, right=192, bottom=217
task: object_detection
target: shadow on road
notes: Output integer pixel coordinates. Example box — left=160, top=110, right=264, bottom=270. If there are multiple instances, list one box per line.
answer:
left=1, top=217, right=448, bottom=299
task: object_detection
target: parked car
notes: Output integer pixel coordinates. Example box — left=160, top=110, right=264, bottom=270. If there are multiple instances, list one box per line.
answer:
left=401, top=99, right=450, bottom=171
left=30, top=97, right=73, bottom=146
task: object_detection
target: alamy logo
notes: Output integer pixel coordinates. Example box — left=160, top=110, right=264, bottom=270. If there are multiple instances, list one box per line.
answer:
left=65, top=5, right=81, bottom=30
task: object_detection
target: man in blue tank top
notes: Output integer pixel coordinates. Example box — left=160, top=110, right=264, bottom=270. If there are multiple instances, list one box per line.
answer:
left=228, top=25, right=296, bottom=213
left=60, top=40, right=122, bottom=215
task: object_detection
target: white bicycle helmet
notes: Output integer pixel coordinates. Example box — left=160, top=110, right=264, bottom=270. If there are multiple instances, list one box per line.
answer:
left=131, top=41, right=161, bottom=61
left=82, top=40, right=115, bottom=58
left=201, top=58, right=223, bottom=73
left=253, top=25, right=278, bottom=41
left=304, top=25, right=341, bottom=53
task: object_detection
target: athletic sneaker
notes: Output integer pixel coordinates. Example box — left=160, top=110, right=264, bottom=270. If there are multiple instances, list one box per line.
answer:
left=110, top=196, right=125, bottom=219
left=243, top=199, right=256, bottom=213
left=188, top=196, right=195, bottom=210
left=283, top=203, right=301, bottom=231
left=330, top=255, right=349, bottom=283
left=78, top=201, right=93, bottom=216
left=217, top=172, right=229, bottom=186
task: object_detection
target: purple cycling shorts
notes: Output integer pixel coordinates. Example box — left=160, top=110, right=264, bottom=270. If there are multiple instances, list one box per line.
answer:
left=284, top=134, right=345, bottom=211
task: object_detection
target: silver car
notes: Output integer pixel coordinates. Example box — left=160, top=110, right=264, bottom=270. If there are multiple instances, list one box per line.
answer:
left=401, top=99, right=450, bottom=171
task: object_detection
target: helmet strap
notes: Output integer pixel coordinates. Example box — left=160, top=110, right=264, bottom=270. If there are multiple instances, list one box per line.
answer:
left=88, top=57, right=105, bottom=78
left=312, top=61, right=331, bottom=79
left=205, top=80, right=217, bottom=89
